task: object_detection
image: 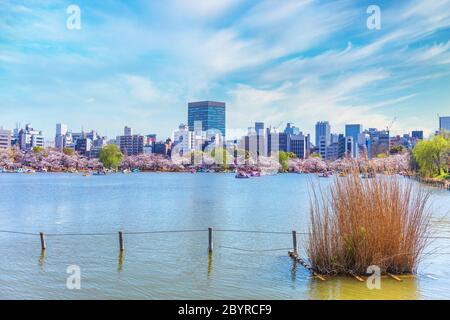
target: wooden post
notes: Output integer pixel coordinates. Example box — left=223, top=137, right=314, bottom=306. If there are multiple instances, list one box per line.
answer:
left=292, top=230, right=298, bottom=256
left=119, top=231, right=124, bottom=251
left=208, top=227, right=213, bottom=253
left=39, top=232, right=46, bottom=250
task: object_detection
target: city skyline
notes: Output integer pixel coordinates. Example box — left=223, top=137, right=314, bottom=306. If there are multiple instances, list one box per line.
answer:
left=1, top=111, right=448, bottom=146
left=1, top=0, right=450, bottom=140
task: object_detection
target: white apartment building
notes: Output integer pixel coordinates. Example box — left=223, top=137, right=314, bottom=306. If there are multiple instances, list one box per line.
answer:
left=0, top=128, right=12, bottom=149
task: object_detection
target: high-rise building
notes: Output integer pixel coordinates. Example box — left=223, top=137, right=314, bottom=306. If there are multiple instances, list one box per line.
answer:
left=345, top=136, right=355, bottom=158
left=411, top=130, right=423, bottom=140
left=117, top=126, right=144, bottom=156
left=315, top=121, right=330, bottom=148
left=368, top=129, right=390, bottom=158
left=56, top=123, right=67, bottom=136
left=188, top=101, right=226, bottom=136
left=288, top=133, right=308, bottom=159
left=255, top=122, right=265, bottom=135
left=439, top=116, right=450, bottom=132
left=326, top=134, right=346, bottom=161
left=284, top=123, right=300, bottom=136
left=325, top=142, right=339, bottom=161
left=75, top=135, right=92, bottom=156
left=318, top=136, right=327, bottom=159
left=18, top=124, right=44, bottom=151
left=55, top=123, right=71, bottom=150
left=345, top=124, right=362, bottom=158
left=345, top=124, right=362, bottom=143
left=255, top=122, right=266, bottom=157
left=69, top=129, right=106, bottom=157
left=267, top=131, right=288, bottom=156
left=0, top=128, right=12, bottom=149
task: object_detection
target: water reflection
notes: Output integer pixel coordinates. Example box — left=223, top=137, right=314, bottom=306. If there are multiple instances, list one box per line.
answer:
left=38, top=249, right=46, bottom=270
left=118, top=251, right=124, bottom=272
left=290, top=260, right=298, bottom=282
left=308, top=276, right=420, bottom=300
left=207, top=252, right=213, bottom=277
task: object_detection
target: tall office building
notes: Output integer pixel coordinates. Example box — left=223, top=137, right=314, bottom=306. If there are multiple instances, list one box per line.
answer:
left=267, top=131, right=288, bottom=156
left=255, top=122, right=266, bottom=156
left=315, top=121, right=330, bottom=148
left=75, top=135, right=92, bottom=156
left=55, top=123, right=71, bottom=150
left=345, top=124, right=362, bottom=142
left=315, top=121, right=331, bottom=159
left=0, top=128, right=12, bottom=149
left=439, top=116, right=450, bottom=132
left=188, top=101, right=226, bottom=136
left=326, top=134, right=346, bottom=161
left=255, top=122, right=265, bottom=136
left=411, top=130, right=423, bottom=140
left=288, top=133, right=308, bottom=159
left=345, top=124, right=362, bottom=158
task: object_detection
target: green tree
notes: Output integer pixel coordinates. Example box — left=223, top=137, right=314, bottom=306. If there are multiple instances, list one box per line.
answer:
left=32, top=146, right=44, bottom=153
left=413, top=135, right=450, bottom=177
left=390, top=145, right=404, bottom=155
left=99, top=145, right=123, bottom=170
left=278, top=151, right=296, bottom=172
left=63, top=147, right=75, bottom=156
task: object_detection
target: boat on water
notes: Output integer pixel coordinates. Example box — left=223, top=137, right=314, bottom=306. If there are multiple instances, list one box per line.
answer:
left=235, top=172, right=250, bottom=179
left=318, top=172, right=330, bottom=178
left=132, top=168, right=140, bottom=173
left=93, top=170, right=107, bottom=176
left=122, top=169, right=131, bottom=174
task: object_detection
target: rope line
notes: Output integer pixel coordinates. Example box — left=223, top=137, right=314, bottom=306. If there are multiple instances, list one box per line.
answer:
left=46, top=232, right=117, bottom=237
left=214, top=229, right=294, bottom=235
left=1, top=229, right=450, bottom=239
left=123, top=229, right=207, bottom=235
left=0, top=230, right=38, bottom=236
left=218, top=245, right=292, bottom=252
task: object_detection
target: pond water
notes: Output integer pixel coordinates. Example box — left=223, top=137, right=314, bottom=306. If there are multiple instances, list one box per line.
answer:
left=0, top=173, right=449, bottom=299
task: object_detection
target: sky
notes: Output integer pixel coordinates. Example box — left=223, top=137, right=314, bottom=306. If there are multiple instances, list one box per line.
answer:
left=1, top=0, right=450, bottom=143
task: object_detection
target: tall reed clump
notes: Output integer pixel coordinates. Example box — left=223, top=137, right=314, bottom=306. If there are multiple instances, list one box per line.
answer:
left=308, top=172, right=431, bottom=275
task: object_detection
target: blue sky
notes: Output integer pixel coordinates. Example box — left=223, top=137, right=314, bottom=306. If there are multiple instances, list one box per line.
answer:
left=1, top=0, right=449, bottom=142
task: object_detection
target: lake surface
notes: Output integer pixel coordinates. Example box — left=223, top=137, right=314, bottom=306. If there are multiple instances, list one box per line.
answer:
left=0, top=173, right=449, bottom=299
